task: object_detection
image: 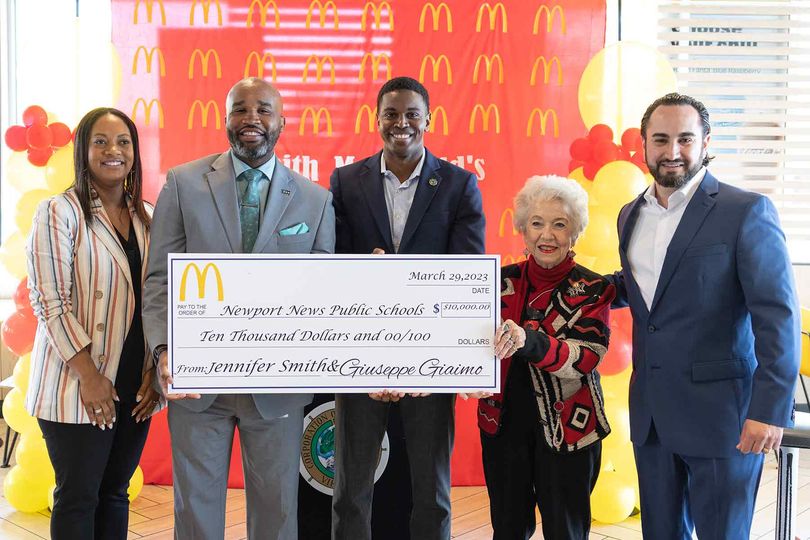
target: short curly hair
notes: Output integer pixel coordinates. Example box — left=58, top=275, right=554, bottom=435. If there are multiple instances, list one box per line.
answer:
left=513, top=175, right=589, bottom=242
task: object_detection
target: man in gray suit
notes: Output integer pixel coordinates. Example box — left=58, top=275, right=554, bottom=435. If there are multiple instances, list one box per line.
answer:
left=143, top=78, right=335, bottom=539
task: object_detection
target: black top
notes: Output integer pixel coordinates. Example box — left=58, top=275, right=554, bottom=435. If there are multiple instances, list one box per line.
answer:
left=114, top=226, right=145, bottom=402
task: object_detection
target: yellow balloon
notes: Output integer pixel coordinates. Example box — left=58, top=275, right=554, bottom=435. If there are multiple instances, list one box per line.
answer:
left=0, top=231, right=29, bottom=279
left=15, top=433, right=51, bottom=471
left=3, top=465, right=50, bottom=513
left=575, top=209, right=621, bottom=274
left=5, top=152, right=48, bottom=192
left=591, top=161, right=648, bottom=212
left=600, top=367, right=632, bottom=400
left=47, top=484, right=56, bottom=511
left=12, top=354, right=31, bottom=392
left=45, top=144, right=75, bottom=194
left=567, top=167, right=593, bottom=198
left=15, top=189, right=52, bottom=237
left=603, top=399, right=631, bottom=450
left=2, top=388, right=39, bottom=435
left=578, top=42, right=677, bottom=136
left=591, top=470, right=636, bottom=524
left=800, top=307, right=810, bottom=377
left=128, top=466, right=145, bottom=501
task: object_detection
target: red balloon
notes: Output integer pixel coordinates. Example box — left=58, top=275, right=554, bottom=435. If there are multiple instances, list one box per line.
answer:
left=22, top=105, right=48, bottom=127
left=583, top=160, right=600, bottom=180
left=26, top=124, right=53, bottom=150
left=49, top=123, right=72, bottom=147
left=570, top=137, right=593, bottom=161
left=27, top=147, right=53, bottom=167
left=568, top=159, right=585, bottom=173
left=13, top=278, right=31, bottom=311
left=593, top=140, right=620, bottom=164
left=621, top=128, right=642, bottom=152
left=1, top=309, right=38, bottom=357
left=600, top=308, right=633, bottom=376
left=631, top=151, right=649, bottom=173
left=4, top=125, right=28, bottom=151
left=588, top=124, right=614, bottom=143
left=617, top=147, right=632, bottom=162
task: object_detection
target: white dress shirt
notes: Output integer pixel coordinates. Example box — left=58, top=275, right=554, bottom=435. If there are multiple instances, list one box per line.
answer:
left=381, top=150, right=425, bottom=253
left=627, top=168, right=706, bottom=310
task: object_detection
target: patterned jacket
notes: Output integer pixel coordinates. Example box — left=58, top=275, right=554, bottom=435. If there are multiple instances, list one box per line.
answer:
left=478, top=261, right=615, bottom=452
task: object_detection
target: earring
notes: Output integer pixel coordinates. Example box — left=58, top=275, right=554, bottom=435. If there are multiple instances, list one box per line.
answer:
left=523, top=248, right=529, bottom=256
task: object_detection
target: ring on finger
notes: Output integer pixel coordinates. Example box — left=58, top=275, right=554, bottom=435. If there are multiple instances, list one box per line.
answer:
left=93, top=408, right=103, bottom=414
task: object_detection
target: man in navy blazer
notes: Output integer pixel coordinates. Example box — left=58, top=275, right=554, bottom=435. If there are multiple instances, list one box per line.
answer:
left=614, top=92, right=800, bottom=538
left=330, top=77, right=485, bottom=540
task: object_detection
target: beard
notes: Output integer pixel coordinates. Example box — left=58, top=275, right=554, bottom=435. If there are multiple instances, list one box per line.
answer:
left=227, top=125, right=281, bottom=163
left=648, top=152, right=705, bottom=189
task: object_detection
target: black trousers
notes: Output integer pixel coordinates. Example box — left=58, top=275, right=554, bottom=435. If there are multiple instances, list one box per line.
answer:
left=480, top=370, right=601, bottom=540
left=38, top=401, right=151, bottom=540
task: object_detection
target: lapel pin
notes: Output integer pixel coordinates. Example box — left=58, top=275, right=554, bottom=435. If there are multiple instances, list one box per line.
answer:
left=428, top=178, right=438, bottom=187
left=281, top=189, right=291, bottom=195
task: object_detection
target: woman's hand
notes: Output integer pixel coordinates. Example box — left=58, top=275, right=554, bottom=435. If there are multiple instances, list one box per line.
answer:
left=79, top=370, right=118, bottom=430
left=131, top=369, right=160, bottom=423
left=458, top=392, right=493, bottom=400
left=494, top=319, right=526, bottom=360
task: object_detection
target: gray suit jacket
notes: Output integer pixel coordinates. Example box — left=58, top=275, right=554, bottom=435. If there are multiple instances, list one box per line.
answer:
left=143, top=151, right=336, bottom=418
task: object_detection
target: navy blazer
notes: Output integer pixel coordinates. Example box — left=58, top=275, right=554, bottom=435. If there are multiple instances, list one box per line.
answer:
left=329, top=150, right=485, bottom=255
left=614, top=171, right=800, bottom=458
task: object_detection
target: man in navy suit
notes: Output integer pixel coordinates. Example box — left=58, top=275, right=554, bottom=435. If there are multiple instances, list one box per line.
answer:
left=329, top=77, right=486, bottom=540
left=614, top=92, right=800, bottom=539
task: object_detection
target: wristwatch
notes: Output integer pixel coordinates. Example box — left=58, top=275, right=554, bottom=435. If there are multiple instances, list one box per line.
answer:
left=152, top=344, right=167, bottom=368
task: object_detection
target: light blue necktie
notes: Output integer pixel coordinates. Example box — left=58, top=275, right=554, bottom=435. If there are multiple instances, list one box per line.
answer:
left=238, top=169, right=263, bottom=252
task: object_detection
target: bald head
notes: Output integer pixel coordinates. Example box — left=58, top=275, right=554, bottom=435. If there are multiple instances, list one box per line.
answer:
left=225, top=78, right=285, bottom=168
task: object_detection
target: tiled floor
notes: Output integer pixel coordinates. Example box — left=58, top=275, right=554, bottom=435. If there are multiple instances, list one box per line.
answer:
left=0, top=435, right=808, bottom=539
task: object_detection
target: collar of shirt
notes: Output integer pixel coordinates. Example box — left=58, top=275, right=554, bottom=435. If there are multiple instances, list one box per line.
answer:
left=231, top=151, right=276, bottom=184
left=642, top=167, right=706, bottom=212
left=380, top=149, right=426, bottom=185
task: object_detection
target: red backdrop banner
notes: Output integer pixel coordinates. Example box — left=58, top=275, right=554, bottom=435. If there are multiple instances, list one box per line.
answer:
left=114, top=0, right=606, bottom=487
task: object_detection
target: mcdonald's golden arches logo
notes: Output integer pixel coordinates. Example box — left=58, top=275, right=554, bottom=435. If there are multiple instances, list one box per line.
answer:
left=299, top=107, right=333, bottom=136
left=498, top=208, right=518, bottom=237
left=132, top=46, right=165, bottom=76
left=246, top=0, right=280, bottom=28
left=133, top=0, right=165, bottom=25
left=244, top=51, right=277, bottom=81
left=419, top=54, right=452, bottom=84
left=188, top=100, right=222, bottom=129
left=526, top=108, right=559, bottom=138
left=189, top=0, right=222, bottom=25
left=473, top=54, right=503, bottom=84
left=179, top=263, right=224, bottom=301
left=476, top=2, right=507, bottom=33
left=306, top=0, right=339, bottom=29
left=355, top=105, right=376, bottom=134
left=530, top=55, right=563, bottom=86
left=469, top=104, right=500, bottom=134
left=419, top=2, right=452, bottom=32
left=132, top=98, right=164, bottom=128
left=362, top=2, right=393, bottom=30
left=302, top=55, right=336, bottom=84
left=430, top=105, right=449, bottom=136
left=501, top=254, right=525, bottom=265
left=533, top=5, right=566, bottom=34
left=188, top=49, right=222, bottom=79
left=358, top=53, right=391, bottom=82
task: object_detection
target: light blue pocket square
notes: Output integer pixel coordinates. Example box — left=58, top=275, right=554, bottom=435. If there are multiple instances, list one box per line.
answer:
left=279, top=222, right=309, bottom=236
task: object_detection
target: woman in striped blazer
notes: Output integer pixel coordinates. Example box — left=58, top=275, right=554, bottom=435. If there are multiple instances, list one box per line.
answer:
left=25, top=108, right=164, bottom=540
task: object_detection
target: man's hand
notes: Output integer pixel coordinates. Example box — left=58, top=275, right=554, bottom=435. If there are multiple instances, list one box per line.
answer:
left=736, top=418, right=784, bottom=454
left=458, top=392, right=493, bottom=400
left=368, top=390, right=405, bottom=402
left=131, top=369, right=160, bottom=422
left=158, top=351, right=201, bottom=401
left=372, top=248, right=385, bottom=255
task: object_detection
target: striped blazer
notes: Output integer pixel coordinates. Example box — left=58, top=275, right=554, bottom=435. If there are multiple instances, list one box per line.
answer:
left=25, top=189, right=164, bottom=423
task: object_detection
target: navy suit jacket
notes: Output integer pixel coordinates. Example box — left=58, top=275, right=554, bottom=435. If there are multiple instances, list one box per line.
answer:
left=615, top=171, right=800, bottom=458
left=329, top=149, right=485, bottom=255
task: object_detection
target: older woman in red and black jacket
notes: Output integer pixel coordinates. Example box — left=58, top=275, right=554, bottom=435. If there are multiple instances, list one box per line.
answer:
left=476, top=175, right=615, bottom=540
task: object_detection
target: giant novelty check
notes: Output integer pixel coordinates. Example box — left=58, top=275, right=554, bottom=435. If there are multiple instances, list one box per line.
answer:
left=168, top=254, right=500, bottom=393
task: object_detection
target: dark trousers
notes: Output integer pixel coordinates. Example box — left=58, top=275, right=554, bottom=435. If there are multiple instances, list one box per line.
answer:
left=39, top=401, right=151, bottom=540
left=634, top=425, right=763, bottom=540
left=480, top=383, right=601, bottom=540
left=332, top=393, right=455, bottom=540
